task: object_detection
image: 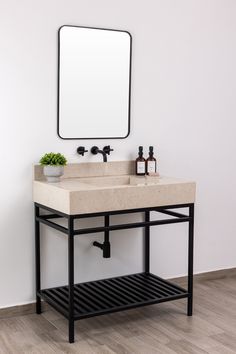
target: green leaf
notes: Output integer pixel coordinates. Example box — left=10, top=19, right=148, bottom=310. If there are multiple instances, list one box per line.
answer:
left=39, top=152, right=67, bottom=166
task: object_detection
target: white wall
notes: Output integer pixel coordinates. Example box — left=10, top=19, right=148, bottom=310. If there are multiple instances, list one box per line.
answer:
left=1, top=0, right=236, bottom=308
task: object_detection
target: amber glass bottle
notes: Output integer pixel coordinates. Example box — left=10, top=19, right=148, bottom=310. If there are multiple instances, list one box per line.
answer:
left=146, top=146, right=156, bottom=175
left=136, top=146, right=146, bottom=176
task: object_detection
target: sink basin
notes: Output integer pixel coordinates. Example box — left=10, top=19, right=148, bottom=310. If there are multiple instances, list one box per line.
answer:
left=33, top=161, right=196, bottom=215
left=80, top=175, right=131, bottom=188
left=78, top=175, right=161, bottom=188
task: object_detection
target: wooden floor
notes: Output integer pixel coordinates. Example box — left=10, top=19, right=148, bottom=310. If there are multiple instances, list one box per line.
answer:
left=1, top=273, right=236, bottom=354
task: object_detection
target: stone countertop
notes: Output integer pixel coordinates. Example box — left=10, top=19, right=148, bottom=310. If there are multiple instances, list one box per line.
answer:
left=33, top=162, right=196, bottom=215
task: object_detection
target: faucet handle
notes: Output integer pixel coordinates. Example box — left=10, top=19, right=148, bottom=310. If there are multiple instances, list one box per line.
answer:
left=77, top=146, right=88, bottom=156
left=103, top=145, right=114, bottom=155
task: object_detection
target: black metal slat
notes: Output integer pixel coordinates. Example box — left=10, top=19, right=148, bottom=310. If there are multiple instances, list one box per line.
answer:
left=85, top=282, right=123, bottom=307
left=146, top=276, right=185, bottom=295
left=74, top=285, right=102, bottom=312
left=74, top=217, right=190, bottom=235
left=36, top=216, right=68, bottom=234
left=44, top=287, right=100, bottom=315
left=38, top=291, right=68, bottom=318
left=130, top=274, right=174, bottom=297
left=115, top=276, right=158, bottom=300
left=146, top=274, right=186, bottom=294
left=109, top=278, right=147, bottom=302
left=79, top=283, right=117, bottom=308
left=77, top=285, right=110, bottom=310
left=78, top=284, right=132, bottom=311
left=55, top=286, right=103, bottom=315
left=138, top=274, right=183, bottom=294
left=44, top=288, right=85, bottom=316
left=59, top=287, right=88, bottom=314
left=92, top=281, right=127, bottom=306
left=133, top=274, right=178, bottom=296
left=112, top=277, right=153, bottom=301
left=56, top=288, right=84, bottom=315
left=140, top=274, right=180, bottom=295
left=134, top=275, right=179, bottom=298
left=124, top=276, right=166, bottom=298
left=149, top=273, right=188, bottom=293
left=43, top=289, right=68, bottom=310
left=50, top=289, right=72, bottom=309
left=102, top=279, right=141, bottom=304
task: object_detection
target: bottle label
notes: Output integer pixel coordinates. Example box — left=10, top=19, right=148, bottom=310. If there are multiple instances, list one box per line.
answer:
left=137, top=161, right=145, bottom=174
left=147, top=161, right=156, bottom=173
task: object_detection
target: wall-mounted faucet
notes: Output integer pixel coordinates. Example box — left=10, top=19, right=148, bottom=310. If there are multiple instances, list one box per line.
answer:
left=91, top=145, right=114, bottom=162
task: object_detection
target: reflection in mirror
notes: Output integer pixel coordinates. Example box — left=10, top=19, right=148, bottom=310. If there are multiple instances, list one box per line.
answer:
left=58, top=25, right=132, bottom=139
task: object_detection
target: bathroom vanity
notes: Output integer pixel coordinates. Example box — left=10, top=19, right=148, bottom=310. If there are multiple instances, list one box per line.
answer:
left=33, top=161, right=195, bottom=343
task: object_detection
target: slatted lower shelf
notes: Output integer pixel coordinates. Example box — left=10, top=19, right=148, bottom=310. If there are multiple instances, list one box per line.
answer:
left=39, top=272, right=188, bottom=320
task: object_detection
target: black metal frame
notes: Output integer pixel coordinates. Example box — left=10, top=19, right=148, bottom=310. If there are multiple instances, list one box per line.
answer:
left=57, top=25, right=132, bottom=140
left=35, top=202, right=194, bottom=343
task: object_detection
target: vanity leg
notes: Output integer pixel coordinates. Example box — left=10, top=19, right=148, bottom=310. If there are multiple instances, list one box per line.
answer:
left=144, top=211, right=150, bottom=273
left=104, top=215, right=110, bottom=258
left=187, top=204, right=194, bottom=316
left=68, top=216, right=75, bottom=343
left=35, top=204, right=41, bottom=314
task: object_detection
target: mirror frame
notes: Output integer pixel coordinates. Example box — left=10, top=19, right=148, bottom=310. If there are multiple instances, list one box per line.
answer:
left=57, top=25, right=132, bottom=140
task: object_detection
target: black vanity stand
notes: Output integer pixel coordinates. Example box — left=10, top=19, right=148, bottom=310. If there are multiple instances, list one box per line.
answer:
left=35, top=203, right=194, bottom=343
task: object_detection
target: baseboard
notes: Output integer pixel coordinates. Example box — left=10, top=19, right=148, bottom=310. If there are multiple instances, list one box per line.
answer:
left=172, top=267, right=236, bottom=285
left=0, top=301, right=49, bottom=319
left=1, top=267, right=236, bottom=318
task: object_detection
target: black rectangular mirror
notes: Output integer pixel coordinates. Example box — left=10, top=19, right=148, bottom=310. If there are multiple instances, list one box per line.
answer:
left=58, top=25, right=132, bottom=140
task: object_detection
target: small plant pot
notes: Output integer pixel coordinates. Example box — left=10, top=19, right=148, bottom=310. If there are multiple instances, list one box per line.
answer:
left=43, top=166, right=64, bottom=183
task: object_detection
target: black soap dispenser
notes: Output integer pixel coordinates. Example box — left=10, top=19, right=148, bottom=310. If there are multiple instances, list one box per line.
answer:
left=135, top=146, right=146, bottom=176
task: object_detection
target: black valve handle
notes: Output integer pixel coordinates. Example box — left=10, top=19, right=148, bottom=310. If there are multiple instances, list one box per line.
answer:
left=103, top=145, right=114, bottom=155
left=77, top=146, right=88, bottom=156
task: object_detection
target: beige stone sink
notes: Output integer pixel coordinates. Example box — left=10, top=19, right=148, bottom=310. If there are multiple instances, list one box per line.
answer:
left=78, top=175, right=162, bottom=187
left=80, top=175, right=131, bottom=187
left=33, top=161, right=196, bottom=215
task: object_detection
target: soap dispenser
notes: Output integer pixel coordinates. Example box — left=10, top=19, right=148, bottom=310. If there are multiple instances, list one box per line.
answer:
left=146, top=146, right=157, bottom=175
left=136, top=146, right=146, bottom=176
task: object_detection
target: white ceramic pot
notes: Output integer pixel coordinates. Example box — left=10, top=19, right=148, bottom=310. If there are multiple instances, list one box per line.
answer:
left=43, top=165, right=64, bottom=183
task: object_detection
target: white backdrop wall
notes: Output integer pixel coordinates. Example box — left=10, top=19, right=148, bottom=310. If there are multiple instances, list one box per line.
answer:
left=1, top=0, right=236, bottom=308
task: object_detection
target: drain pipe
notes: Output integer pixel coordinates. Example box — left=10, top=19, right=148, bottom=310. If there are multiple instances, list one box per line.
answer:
left=93, top=215, right=111, bottom=258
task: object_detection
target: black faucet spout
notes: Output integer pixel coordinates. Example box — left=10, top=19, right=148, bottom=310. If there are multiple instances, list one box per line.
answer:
left=91, top=146, right=108, bottom=162
left=99, top=149, right=107, bottom=162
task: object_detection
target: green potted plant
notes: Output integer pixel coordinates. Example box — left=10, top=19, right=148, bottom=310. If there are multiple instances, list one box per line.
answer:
left=40, top=152, right=67, bottom=182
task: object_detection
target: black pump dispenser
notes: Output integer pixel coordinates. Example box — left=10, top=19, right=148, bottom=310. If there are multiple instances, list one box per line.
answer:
left=146, top=146, right=157, bottom=175
left=136, top=146, right=146, bottom=176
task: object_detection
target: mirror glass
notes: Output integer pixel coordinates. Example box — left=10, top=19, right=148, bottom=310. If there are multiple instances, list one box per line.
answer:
left=58, top=26, right=132, bottom=139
